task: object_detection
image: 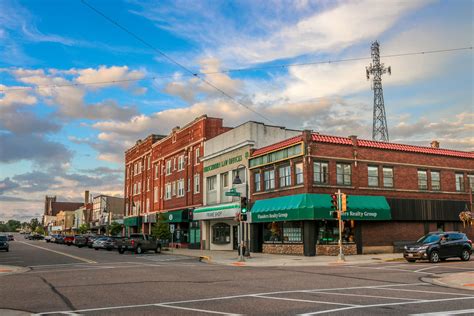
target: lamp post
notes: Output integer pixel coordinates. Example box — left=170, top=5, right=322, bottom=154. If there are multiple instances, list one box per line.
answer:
left=232, top=164, right=250, bottom=260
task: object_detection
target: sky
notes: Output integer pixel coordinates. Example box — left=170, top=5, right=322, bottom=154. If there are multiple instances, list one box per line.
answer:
left=0, top=0, right=472, bottom=222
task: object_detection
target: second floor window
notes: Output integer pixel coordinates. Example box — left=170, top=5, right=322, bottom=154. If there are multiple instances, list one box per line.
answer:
left=383, top=167, right=394, bottom=188
left=177, top=179, right=185, bottom=197
left=154, top=163, right=159, bottom=179
left=368, top=166, right=379, bottom=187
left=166, top=160, right=172, bottom=175
left=295, top=162, right=304, bottom=185
left=207, top=175, right=216, bottom=191
left=418, top=170, right=428, bottom=190
left=172, top=181, right=176, bottom=196
left=178, top=155, right=185, bottom=170
left=455, top=173, right=464, bottom=191
left=431, top=171, right=440, bottom=191
left=165, top=183, right=171, bottom=200
left=314, top=161, right=329, bottom=184
left=279, top=165, right=291, bottom=187
left=264, top=169, right=275, bottom=190
left=154, top=187, right=158, bottom=201
left=194, top=174, right=200, bottom=193
left=469, top=175, right=474, bottom=192
left=254, top=172, right=261, bottom=192
left=336, top=163, right=351, bottom=186
left=195, top=148, right=200, bottom=165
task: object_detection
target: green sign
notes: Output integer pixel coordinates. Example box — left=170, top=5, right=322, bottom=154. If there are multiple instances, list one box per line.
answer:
left=204, top=155, right=243, bottom=173
left=225, top=188, right=241, bottom=197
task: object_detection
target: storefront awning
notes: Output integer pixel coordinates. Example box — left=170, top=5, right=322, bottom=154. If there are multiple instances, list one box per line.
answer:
left=194, top=203, right=240, bottom=220
left=124, top=216, right=141, bottom=227
left=164, top=210, right=188, bottom=223
left=251, top=194, right=391, bottom=223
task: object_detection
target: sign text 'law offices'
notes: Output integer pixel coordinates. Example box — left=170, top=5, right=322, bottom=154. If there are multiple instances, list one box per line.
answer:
left=203, top=155, right=243, bottom=173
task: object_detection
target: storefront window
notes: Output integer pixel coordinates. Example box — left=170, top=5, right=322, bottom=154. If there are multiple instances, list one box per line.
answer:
left=317, top=220, right=355, bottom=245
left=263, top=221, right=302, bottom=243
left=212, top=223, right=230, bottom=244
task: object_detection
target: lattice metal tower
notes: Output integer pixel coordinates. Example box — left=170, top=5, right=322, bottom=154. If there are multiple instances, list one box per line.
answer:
left=366, top=41, right=391, bottom=142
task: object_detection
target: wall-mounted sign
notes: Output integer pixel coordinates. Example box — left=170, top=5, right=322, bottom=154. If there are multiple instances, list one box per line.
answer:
left=204, top=155, right=243, bottom=173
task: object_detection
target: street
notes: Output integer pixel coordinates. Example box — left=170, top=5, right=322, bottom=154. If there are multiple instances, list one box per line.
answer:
left=0, top=235, right=473, bottom=315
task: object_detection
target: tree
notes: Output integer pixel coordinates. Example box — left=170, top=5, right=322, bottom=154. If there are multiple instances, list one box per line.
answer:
left=109, top=221, right=123, bottom=236
left=35, top=226, right=45, bottom=235
left=7, top=220, right=21, bottom=232
left=29, top=218, right=40, bottom=232
left=151, top=213, right=171, bottom=241
left=78, top=224, right=89, bottom=234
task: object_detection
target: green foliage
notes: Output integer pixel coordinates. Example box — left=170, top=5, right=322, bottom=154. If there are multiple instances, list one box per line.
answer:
left=29, top=218, right=40, bottom=232
left=109, top=221, right=123, bottom=236
left=78, top=224, right=89, bottom=234
left=151, top=213, right=171, bottom=240
left=0, top=220, right=22, bottom=232
left=35, top=226, right=45, bottom=235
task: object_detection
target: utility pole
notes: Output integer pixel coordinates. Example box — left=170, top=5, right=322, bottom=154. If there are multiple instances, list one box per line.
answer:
left=366, top=41, right=391, bottom=142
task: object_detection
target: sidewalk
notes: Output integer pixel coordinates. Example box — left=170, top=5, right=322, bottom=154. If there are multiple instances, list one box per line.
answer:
left=424, top=271, right=474, bottom=291
left=164, top=248, right=403, bottom=266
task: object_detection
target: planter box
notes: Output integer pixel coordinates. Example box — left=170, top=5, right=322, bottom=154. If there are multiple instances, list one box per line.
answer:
left=263, top=243, right=304, bottom=255
left=316, top=244, right=357, bottom=256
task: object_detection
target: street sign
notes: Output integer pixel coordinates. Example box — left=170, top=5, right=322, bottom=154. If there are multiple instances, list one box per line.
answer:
left=169, top=224, right=175, bottom=233
left=225, top=188, right=241, bottom=196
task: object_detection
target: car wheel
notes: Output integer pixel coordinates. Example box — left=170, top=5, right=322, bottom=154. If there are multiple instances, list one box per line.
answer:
left=94, top=248, right=99, bottom=251
left=461, top=249, right=471, bottom=261
left=118, top=248, right=125, bottom=254
left=405, top=259, right=416, bottom=263
left=6, top=248, right=9, bottom=252
left=135, top=246, right=143, bottom=254
left=107, top=248, right=112, bottom=251
left=155, top=246, right=161, bottom=254
left=429, top=250, right=440, bottom=263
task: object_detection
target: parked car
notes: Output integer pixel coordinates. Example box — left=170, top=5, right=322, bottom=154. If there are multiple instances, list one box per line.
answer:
left=404, top=232, right=472, bottom=263
left=7, top=234, right=14, bottom=241
left=44, top=235, right=52, bottom=242
left=87, top=236, right=100, bottom=248
left=73, top=235, right=87, bottom=248
left=92, top=237, right=116, bottom=251
left=55, top=235, right=65, bottom=244
left=63, top=235, right=75, bottom=246
left=0, top=235, right=9, bottom=252
left=117, top=233, right=161, bottom=254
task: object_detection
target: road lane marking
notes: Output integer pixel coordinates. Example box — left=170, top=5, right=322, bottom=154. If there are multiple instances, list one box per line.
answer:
left=28, top=266, right=116, bottom=274
left=33, top=282, right=426, bottom=315
left=156, top=304, right=240, bottom=315
left=253, top=295, right=360, bottom=307
left=414, top=266, right=439, bottom=273
left=17, top=241, right=96, bottom=264
left=301, top=296, right=474, bottom=315
left=376, top=287, right=474, bottom=297
left=410, top=309, right=474, bottom=315
left=311, top=291, right=423, bottom=301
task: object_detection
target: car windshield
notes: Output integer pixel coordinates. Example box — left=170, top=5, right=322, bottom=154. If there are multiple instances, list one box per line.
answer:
left=0, top=236, right=7, bottom=241
left=417, top=234, right=441, bottom=244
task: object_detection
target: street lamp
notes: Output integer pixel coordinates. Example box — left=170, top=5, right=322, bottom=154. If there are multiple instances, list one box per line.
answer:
left=232, top=164, right=250, bottom=260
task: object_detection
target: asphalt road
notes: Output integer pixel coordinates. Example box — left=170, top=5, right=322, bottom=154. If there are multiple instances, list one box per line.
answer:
left=1, top=234, right=474, bottom=315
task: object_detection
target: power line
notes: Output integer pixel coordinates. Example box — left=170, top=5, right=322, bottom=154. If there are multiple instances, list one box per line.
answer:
left=80, top=0, right=275, bottom=124
left=1, top=46, right=471, bottom=93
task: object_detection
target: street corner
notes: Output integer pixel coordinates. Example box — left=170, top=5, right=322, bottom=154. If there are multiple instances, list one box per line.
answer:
left=0, top=309, right=31, bottom=316
left=422, top=271, right=474, bottom=291
left=0, top=265, right=30, bottom=276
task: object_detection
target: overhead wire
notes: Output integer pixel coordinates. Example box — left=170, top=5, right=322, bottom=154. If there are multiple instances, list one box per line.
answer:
left=1, top=46, right=471, bottom=93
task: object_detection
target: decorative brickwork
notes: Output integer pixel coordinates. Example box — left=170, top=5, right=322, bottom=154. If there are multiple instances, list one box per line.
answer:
left=262, top=243, right=304, bottom=255
left=316, top=244, right=357, bottom=256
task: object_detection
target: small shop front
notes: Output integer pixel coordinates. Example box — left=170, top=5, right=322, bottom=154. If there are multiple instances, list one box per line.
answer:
left=164, top=209, right=192, bottom=248
left=124, top=216, right=142, bottom=235
left=194, top=202, right=241, bottom=251
left=251, top=193, right=391, bottom=256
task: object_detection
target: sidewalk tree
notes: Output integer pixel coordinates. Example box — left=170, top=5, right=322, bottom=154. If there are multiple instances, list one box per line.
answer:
left=151, top=213, right=171, bottom=241
left=78, top=224, right=88, bottom=234
left=109, top=221, right=122, bottom=236
left=35, top=226, right=45, bottom=235
left=29, top=218, right=39, bottom=232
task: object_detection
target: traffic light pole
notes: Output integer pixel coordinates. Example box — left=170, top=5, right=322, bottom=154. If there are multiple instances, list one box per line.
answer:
left=337, top=189, right=345, bottom=262
left=239, top=219, right=244, bottom=262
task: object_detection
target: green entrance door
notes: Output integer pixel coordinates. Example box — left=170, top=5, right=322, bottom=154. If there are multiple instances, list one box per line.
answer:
left=189, top=221, right=200, bottom=249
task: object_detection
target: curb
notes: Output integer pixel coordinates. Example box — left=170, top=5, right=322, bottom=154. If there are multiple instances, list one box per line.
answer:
left=0, top=265, right=30, bottom=276
left=421, top=272, right=474, bottom=291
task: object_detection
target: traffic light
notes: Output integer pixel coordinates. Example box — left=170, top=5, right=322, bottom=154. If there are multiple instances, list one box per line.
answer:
left=330, top=193, right=338, bottom=211
left=240, top=197, right=248, bottom=221
left=341, top=194, right=347, bottom=212
left=332, top=211, right=339, bottom=218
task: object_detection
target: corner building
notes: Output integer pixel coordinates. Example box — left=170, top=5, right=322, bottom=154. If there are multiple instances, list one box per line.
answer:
left=249, top=131, right=474, bottom=256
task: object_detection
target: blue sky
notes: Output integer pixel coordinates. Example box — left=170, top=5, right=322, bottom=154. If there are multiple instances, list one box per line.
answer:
left=0, top=0, right=472, bottom=221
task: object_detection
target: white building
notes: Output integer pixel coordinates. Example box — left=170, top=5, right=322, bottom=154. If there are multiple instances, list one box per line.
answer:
left=194, top=121, right=301, bottom=251
left=91, top=195, right=125, bottom=234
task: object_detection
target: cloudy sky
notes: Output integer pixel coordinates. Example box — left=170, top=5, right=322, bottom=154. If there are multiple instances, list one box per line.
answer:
left=0, top=0, right=472, bottom=221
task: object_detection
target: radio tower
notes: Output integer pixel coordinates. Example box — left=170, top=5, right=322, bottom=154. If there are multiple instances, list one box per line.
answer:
left=366, top=41, right=391, bottom=142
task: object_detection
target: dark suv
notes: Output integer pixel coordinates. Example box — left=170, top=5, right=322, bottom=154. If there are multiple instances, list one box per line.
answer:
left=0, top=235, right=9, bottom=252
left=404, top=232, right=472, bottom=263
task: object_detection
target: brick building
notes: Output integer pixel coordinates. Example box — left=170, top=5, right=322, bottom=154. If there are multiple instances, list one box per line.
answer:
left=124, top=115, right=231, bottom=243
left=248, top=130, right=474, bottom=256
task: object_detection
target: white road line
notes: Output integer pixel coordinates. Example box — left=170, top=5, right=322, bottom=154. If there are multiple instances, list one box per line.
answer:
left=350, top=265, right=436, bottom=275
left=34, top=282, right=426, bottom=315
left=28, top=266, right=116, bottom=274
left=410, top=308, right=474, bottom=315
left=302, top=296, right=474, bottom=315
left=377, top=287, right=474, bottom=297
left=17, top=241, right=96, bottom=264
left=414, top=266, right=439, bottom=273
left=312, top=291, right=423, bottom=301
left=253, top=295, right=360, bottom=307
left=156, top=304, right=240, bottom=315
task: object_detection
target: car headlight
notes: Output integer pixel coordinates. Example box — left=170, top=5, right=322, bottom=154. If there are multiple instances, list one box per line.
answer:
left=404, top=245, right=408, bottom=250
left=418, top=245, right=428, bottom=250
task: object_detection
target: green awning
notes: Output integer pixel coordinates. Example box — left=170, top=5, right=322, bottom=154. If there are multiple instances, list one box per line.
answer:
left=124, top=216, right=141, bottom=227
left=164, top=210, right=187, bottom=223
left=251, top=193, right=391, bottom=223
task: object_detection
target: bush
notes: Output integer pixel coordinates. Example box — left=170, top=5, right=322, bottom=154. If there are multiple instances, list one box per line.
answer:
left=151, top=213, right=171, bottom=240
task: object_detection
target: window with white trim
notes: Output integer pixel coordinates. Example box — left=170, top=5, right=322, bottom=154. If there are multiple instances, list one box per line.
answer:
left=188, top=178, right=191, bottom=192
left=368, top=166, right=379, bottom=187
left=165, top=183, right=171, bottom=200
left=264, top=169, right=275, bottom=190
left=173, top=157, right=177, bottom=170
left=207, top=175, right=217, bottom=191
left=295, top=162, right=304, bottom=185
left=178, top=155, right=185, bottom=170
left=469, top=175, right=474, bottom=192
left=195, top=147, right=200, bottom=165
left=455, top=173, right=464, bottom=191
left=154, top=187, right=158, bottom=201
left=172, top=181, right=176, bottom=196
left=313, top=161, right=329, bottom=184
left=147, top=177, right=150, bottom=191
left=254, top=172, right=261, bottom=192
left=154, top=163, right=159, bottom=179
left=177, top=179, right=185, bottom=197
left=418, top=170, right=428, bottom=190
left=431, top=171, right=440, bottom=191
left=383, top=167, right=394, bottom=188
left=166, top=160, right=172, bottom=175
left=336, top=163, right=351, bottom=186
left=137, top=182, right=141, bottom=194
left=194, top=174, right=200, bottom=193
left=146, top=198, right=150, bottom=212
left=279, top=165, right=291, bottom=187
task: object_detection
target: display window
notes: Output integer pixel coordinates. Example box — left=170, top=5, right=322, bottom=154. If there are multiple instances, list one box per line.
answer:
left=317, top=220, right=355, bottom=245
left=263, top=221, right=303, bottom=243
left=212, top=223, right=231, bottom=244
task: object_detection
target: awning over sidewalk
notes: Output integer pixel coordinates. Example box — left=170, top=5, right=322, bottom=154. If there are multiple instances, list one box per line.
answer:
left=194, top=203, right=240, bottom=220
left=251, top=193, right=391, bottom=223
left=124, top=216, right=141, bottom=227
left=164, top=210, right=188, bottom=223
